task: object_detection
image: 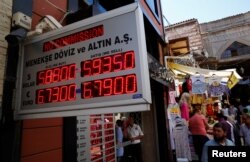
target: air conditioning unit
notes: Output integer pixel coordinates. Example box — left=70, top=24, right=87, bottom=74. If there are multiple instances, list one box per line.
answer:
left=12, top=12, right=32, bottom=30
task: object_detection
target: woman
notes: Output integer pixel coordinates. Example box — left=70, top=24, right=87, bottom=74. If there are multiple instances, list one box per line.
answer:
left=189, top=105, right=210, bottom=162
left=179, top=92, right=191, bottom=121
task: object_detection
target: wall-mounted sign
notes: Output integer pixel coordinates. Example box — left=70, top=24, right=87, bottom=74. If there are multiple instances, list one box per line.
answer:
left=15, top=3, right=151, bottom=119
left=148, top=54, right=174, bottom=86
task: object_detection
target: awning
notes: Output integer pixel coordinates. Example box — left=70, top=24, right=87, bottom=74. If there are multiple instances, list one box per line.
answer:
left=167, top=62, right=242, bottom=89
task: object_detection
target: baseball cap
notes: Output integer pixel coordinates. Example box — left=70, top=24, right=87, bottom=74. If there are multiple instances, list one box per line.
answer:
left=243, top=107, right=250, bottom=117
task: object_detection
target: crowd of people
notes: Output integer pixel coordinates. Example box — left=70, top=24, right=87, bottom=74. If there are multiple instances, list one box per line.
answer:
left=114, top=92, right=250, bottom=162
left=177, top=92, right=250, bottom=162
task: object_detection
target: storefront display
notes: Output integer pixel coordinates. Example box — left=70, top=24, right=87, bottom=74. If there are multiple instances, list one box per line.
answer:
left=165, top=61, right=243, bottom=162
left=77, top=114, right=115, bottom=162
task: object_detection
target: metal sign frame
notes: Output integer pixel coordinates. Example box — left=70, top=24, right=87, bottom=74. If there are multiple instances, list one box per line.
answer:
left=15, top=3, right=151, bottom=119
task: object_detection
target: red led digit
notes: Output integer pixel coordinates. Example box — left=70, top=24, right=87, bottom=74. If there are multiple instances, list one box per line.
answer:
left=37, top=63, right=76, bottom=85
left=81, top=74, right=137, bottom=98
left=82, top=60, right=91, bottom=76
left=80, top=51, right=135, bottom=77
left=51, top=86, right=59, bottom=102
left=68, top=64, right=76, bottom=79
left=114, top=77, right=124, bottom=94
left=124, top=51, right=135, bottom=69
left=53, top=68, right=60, bottom=83
left=36, top=84, right=76, bottom=104
left=45, top=88, right=52, bottom=103
left=125, top=74, right=137, bottom=93
left=92, top=58, right=102, bottom=75
left=102, top=56, right=112, bottom=73
left=68, top=84, right=76, bottom=100
left=60, top=86, right=68, bottom=101
left=94, top=80, right=102, bottom=96
left=113, top=54, right=122, bottom=71
left=37, top=71, right=45, bottom=85
left=60, top=66, right=68, bottom=81
left=82, top=82, right=92, bottom=98
left=45, top=69, right=53, bottom=84
left=36, top=89, right=44, bottom=104
left=103, top=78, right=112, bottom=96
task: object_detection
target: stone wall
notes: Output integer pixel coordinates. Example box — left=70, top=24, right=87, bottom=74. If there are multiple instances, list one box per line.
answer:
left=0, top=0, right=12, bottom=114
left=165, top=19, right=203, bottom=54
left=200, top=12, right=250, bottom=59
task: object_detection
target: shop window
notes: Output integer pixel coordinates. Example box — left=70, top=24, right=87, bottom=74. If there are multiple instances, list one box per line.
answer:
left=145, top=0, right=159, bottom=17
left=169, top=37, right=190, bottom=56
left=221, top=41, right=250, bottom=59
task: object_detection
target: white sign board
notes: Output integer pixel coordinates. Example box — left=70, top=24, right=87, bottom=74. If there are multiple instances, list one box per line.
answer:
left=15, top=3, right=151, bottom=119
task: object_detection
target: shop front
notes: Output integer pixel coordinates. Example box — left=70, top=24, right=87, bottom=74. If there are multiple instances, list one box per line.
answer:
left=164, top=60, right=242, bottom=162
left=15, top=4, right=153, bottom=162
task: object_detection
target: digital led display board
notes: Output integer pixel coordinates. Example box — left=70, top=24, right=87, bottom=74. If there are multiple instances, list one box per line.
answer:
left=15, top=3, right=151, bottom=119
left=76, top=114, right=115, bottom=162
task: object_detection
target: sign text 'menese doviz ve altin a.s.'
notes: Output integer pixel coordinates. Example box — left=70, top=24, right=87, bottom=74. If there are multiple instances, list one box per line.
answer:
left=15, top=3, right=151, bottom=119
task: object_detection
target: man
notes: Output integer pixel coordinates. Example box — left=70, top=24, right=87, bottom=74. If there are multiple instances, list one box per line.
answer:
left=201, top=123, right=234, bottom=162
left=213, top=102, right=220, bottom=120
left=127, top=115, right=144, bottom=162
left=240, top=113, right=250, bottom=146
left=242, top=105, right=250, bottom=117
left=221, top=103, right=229, bottom=117
left=116, top=120, right=124, bottom=162
left=182, top=74, right=192, bottom=94
left=216, top=113, right=233, bottom=142
left=246, top=103, right=250, bottom=112
left=228, top=104, right=238, bottom=119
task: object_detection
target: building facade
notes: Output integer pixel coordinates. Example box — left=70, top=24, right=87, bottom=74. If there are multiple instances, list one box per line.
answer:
left=200, top=11, right=250, bottom=103
left=165, top=11, right=250, bottom=104
left=1, top=1, right=173, bottom=162
left=200, top=12, right=250, bottom=71
left=165, top=19, right=204, bottom=60
left=0, top=0, right=12, bottom=121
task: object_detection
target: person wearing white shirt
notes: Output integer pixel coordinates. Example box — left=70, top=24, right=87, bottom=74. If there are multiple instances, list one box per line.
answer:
left=221, top=104, right=229, bottom=117
left=127, top=115, right=144, bottom=162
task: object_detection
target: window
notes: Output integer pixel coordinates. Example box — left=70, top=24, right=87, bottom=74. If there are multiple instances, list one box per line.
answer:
left=169, top=38, right=190, bottom=55
left=221, top=41, right=250, bottom=59
left=145, top=0, right=159, bottom=17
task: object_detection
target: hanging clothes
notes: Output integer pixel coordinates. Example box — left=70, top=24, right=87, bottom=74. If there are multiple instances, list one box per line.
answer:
left=173, top=117, right=192, bottom=161
left=208, top=84, right=229, bottom=97
left=167, top=103, right=181, bottom=150
left=191, top=94, right=205, bottom=104
left=191, top=75, right=207, bottom=94
left=206, top=103, right=214, bottom=116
